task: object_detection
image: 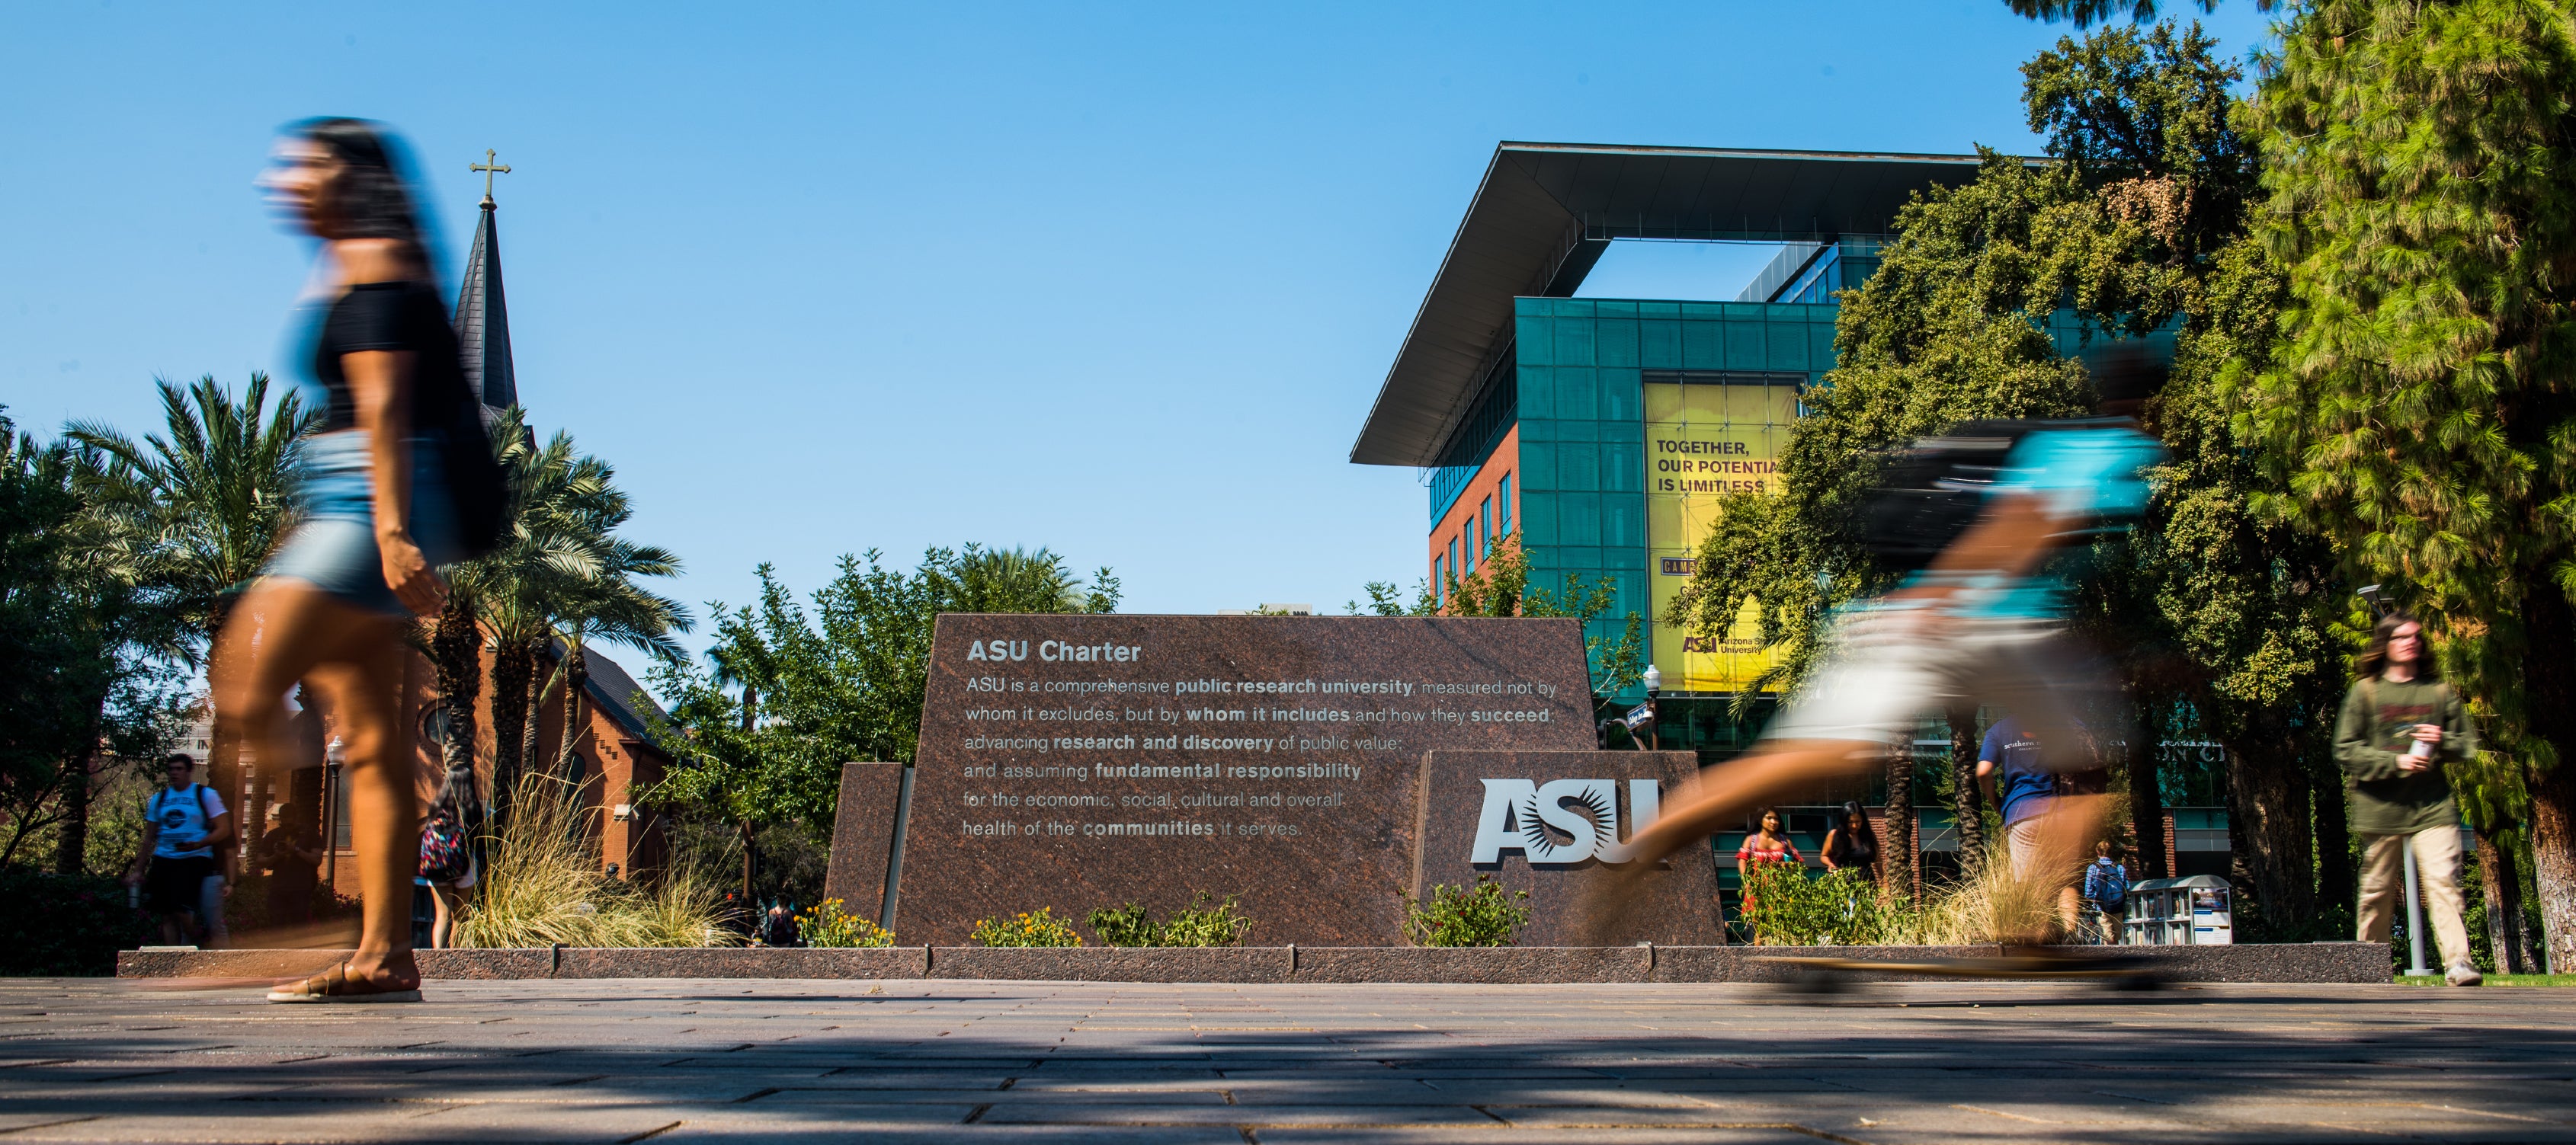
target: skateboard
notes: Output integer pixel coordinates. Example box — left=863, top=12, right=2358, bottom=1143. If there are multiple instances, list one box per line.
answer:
left=1757, top=950, right=2165, bottom=993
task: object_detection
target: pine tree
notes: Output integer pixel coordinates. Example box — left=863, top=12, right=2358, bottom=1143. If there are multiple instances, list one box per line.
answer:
left=2232, top=0, right=2576, bottom=971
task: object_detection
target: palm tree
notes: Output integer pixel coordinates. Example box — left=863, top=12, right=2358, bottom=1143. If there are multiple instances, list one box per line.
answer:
left=549, top=537, right=690, bottom=790
left=444, top=411, right=688, bottom=834
left=453, top=413, right=601, bottom=828
left=931, top=544, right=1117, bottom=614
left=67, top=376, right=312, bottom=818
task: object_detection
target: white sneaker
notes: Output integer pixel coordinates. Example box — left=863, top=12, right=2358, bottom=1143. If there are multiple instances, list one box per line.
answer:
left=2445, top=961, right=2484, bottom=987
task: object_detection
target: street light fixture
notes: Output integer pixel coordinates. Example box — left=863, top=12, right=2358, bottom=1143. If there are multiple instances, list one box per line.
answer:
left=321, top=736, right=344, bottom=888
left=1642, top=664, right=1662, bottom=751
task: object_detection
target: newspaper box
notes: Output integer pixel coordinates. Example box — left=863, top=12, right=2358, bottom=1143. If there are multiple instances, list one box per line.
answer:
left=2121, top=875, right=2233, bottom=945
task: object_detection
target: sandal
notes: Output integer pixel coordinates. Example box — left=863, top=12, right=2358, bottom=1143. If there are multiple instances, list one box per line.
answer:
left=266, top=962, right=422, bottom=1004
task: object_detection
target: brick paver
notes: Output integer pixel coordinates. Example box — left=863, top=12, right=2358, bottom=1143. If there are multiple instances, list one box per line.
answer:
left=0, top=977, right=2568, bottom=1143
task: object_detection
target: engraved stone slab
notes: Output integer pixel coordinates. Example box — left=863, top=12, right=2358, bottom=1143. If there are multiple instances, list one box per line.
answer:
left=1411, top=750, right=1719, bottom=946
left=822, top=761, right=908, bottom=923
left=896, top=615, right=1594, bottom=945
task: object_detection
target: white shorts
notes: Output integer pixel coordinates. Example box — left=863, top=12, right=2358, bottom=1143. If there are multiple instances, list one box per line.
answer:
left=1762, top=606, right=2107, bottom=761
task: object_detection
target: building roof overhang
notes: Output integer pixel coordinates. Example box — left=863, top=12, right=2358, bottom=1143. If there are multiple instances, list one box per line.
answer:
left=1349, top=142, right=1995, bottom=468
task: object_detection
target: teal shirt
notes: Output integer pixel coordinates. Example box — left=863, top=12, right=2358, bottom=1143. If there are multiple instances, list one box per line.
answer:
left=1896, top=424, right=2164, bottom=620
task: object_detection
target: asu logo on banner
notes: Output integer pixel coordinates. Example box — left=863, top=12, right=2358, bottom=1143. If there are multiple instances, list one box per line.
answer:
left=1469, top=779, right=1663, bottom=865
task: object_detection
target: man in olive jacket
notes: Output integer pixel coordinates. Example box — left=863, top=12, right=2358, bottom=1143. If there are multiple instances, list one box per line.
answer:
left=2333, top=612, right=2480, bottom=985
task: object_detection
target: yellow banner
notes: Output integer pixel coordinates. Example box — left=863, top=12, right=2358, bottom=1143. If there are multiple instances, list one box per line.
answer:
left=1645, top=379, right=1799, bottom=693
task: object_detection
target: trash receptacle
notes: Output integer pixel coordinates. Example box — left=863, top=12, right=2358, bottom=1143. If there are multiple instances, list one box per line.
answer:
left=2121, top=875, right=2232, bottom=945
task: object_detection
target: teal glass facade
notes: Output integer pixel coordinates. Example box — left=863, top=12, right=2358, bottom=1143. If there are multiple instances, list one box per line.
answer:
left=1420, top=241, right=2106, bottom=740
left=1509, top=297, right=1840, bottom=702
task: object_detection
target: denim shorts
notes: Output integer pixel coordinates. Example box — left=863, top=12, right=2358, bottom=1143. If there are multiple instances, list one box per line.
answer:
left=263, top=430, right=461, bottom=617
left=1762, top=607, right=2109, bottom=756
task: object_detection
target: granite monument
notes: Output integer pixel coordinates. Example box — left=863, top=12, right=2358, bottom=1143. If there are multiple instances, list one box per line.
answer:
left=1412, top=750, right=1720, bottom=945
left=889, top=614, right=1595, bottom=945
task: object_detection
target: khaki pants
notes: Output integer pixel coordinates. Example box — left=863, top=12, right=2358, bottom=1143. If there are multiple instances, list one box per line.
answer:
left=2357, top=825, right=2472, bottom=969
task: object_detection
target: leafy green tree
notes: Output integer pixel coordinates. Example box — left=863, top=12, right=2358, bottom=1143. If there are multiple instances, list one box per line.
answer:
left=2002, top=0, right=2267, bottom=25
left=0, top=411, right=192, bottom=874
left=66, top=376, right=311, bottom=821
left=1350, top=533, right=1646, bottom=700
left=0, top=417, right=122, bottom=868
left=2228, top=0, right=2576, bottom=970
left=931, top=544, right=1120, bottom=616
left=1671, top=23, right=2351, bottom=922
left=649, top=546, right=1115, bottom=902
left=2030, top=21, right=2353, bottom=921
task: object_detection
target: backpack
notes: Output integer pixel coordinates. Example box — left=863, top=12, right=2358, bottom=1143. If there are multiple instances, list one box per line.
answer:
left=435, top=405, right=508, bottom=560
left=418, top=807, right=472, bottom=884
left=2084, top=860, right=2127, bottom=910
left=1859, top=420, right=2052, bottom=571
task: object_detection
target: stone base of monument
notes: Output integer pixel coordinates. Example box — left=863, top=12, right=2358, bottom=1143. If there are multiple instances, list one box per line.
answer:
left=117, top=942, right=2389, bottom=984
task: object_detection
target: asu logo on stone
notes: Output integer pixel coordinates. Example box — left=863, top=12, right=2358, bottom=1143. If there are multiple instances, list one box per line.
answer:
left=1469, top=779, right=1662, bottom=864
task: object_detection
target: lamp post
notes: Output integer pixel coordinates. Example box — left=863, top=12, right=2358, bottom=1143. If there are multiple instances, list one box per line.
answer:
left=321, top=736, right=344, bottom=890
left=1642, top=664, right=1662, bottom=752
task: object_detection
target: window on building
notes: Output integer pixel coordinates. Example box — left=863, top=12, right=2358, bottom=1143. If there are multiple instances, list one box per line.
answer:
left=1498, top=474, right=1513, bottom=535
left=1480, top=497, right=1493, bottom=550
left=1463, top=527, right=1475, bottom=574
left=1447, top=538, right=1459, bottom=590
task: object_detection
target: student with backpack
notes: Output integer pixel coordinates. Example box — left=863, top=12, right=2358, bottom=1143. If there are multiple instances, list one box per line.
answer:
left=2335, top=610, right=2482, bottom=986
left=2080, top=840, right=2128, bottom=945
left=415, top=791, right=476, bottom=950
left=121, top=753, right=234, bottom=945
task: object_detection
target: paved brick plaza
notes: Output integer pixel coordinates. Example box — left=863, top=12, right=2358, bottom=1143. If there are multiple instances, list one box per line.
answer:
left=1, top=978, right=2569, bottom=1143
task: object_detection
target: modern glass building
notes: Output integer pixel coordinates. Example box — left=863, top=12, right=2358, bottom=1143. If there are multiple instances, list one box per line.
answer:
left=1350, top=143, right=1997, bottom=744
left=1351, top=142, right=2238, bottom=913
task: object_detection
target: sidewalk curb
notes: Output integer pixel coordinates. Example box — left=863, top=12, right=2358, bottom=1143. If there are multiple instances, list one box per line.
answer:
left=116, top=942, right=2389, bottom=983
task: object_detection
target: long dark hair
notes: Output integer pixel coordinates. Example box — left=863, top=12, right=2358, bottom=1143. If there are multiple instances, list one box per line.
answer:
left=289, top=117, right=437, bottom=267
left=2356, top=609, right=2438, bottom=682
left=1837, top=800, right=1877, bottom=849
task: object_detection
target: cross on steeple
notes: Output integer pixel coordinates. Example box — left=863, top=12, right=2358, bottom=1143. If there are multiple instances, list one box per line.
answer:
left=471, top=149, right=511, bottom=206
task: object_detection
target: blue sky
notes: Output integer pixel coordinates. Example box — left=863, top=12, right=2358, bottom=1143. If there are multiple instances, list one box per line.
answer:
left=1, top=1, right=2276, bottom=660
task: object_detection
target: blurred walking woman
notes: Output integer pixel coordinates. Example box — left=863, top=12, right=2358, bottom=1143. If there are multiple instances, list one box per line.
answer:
left=227, top=119, right=467, bottom=1003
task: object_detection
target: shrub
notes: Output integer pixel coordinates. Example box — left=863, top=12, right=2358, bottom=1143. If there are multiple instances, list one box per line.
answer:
left=796, top=898, right=896, bottom=948
left=454, top=778, right=735, bottom=949
left=1739, top=864, right=1907, bottom=945
left=1086, top=893, right=1254, bottom=947
left=1402, top=874, right=1530, bottom=947
left=1087, top=902, right=1157, bottom=946
left=970, top=907, right=1083, bottom=947
left=0, top=867, right=153, bottom=976
left=1158, top=892, right=1254, bottom=946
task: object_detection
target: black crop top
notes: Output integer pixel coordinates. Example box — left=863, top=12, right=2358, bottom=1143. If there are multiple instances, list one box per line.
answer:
left=309, top=280, right=472, bottom=434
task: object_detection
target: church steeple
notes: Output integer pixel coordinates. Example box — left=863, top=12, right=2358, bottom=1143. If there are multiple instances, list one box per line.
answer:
left=453, top=149, right=517, bottom=411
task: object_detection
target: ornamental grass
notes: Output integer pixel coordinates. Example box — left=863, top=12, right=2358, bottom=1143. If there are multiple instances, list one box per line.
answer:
left=1738, top=855, right=2068, bottom=946
left=453, top=777, right=734, bottom=949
